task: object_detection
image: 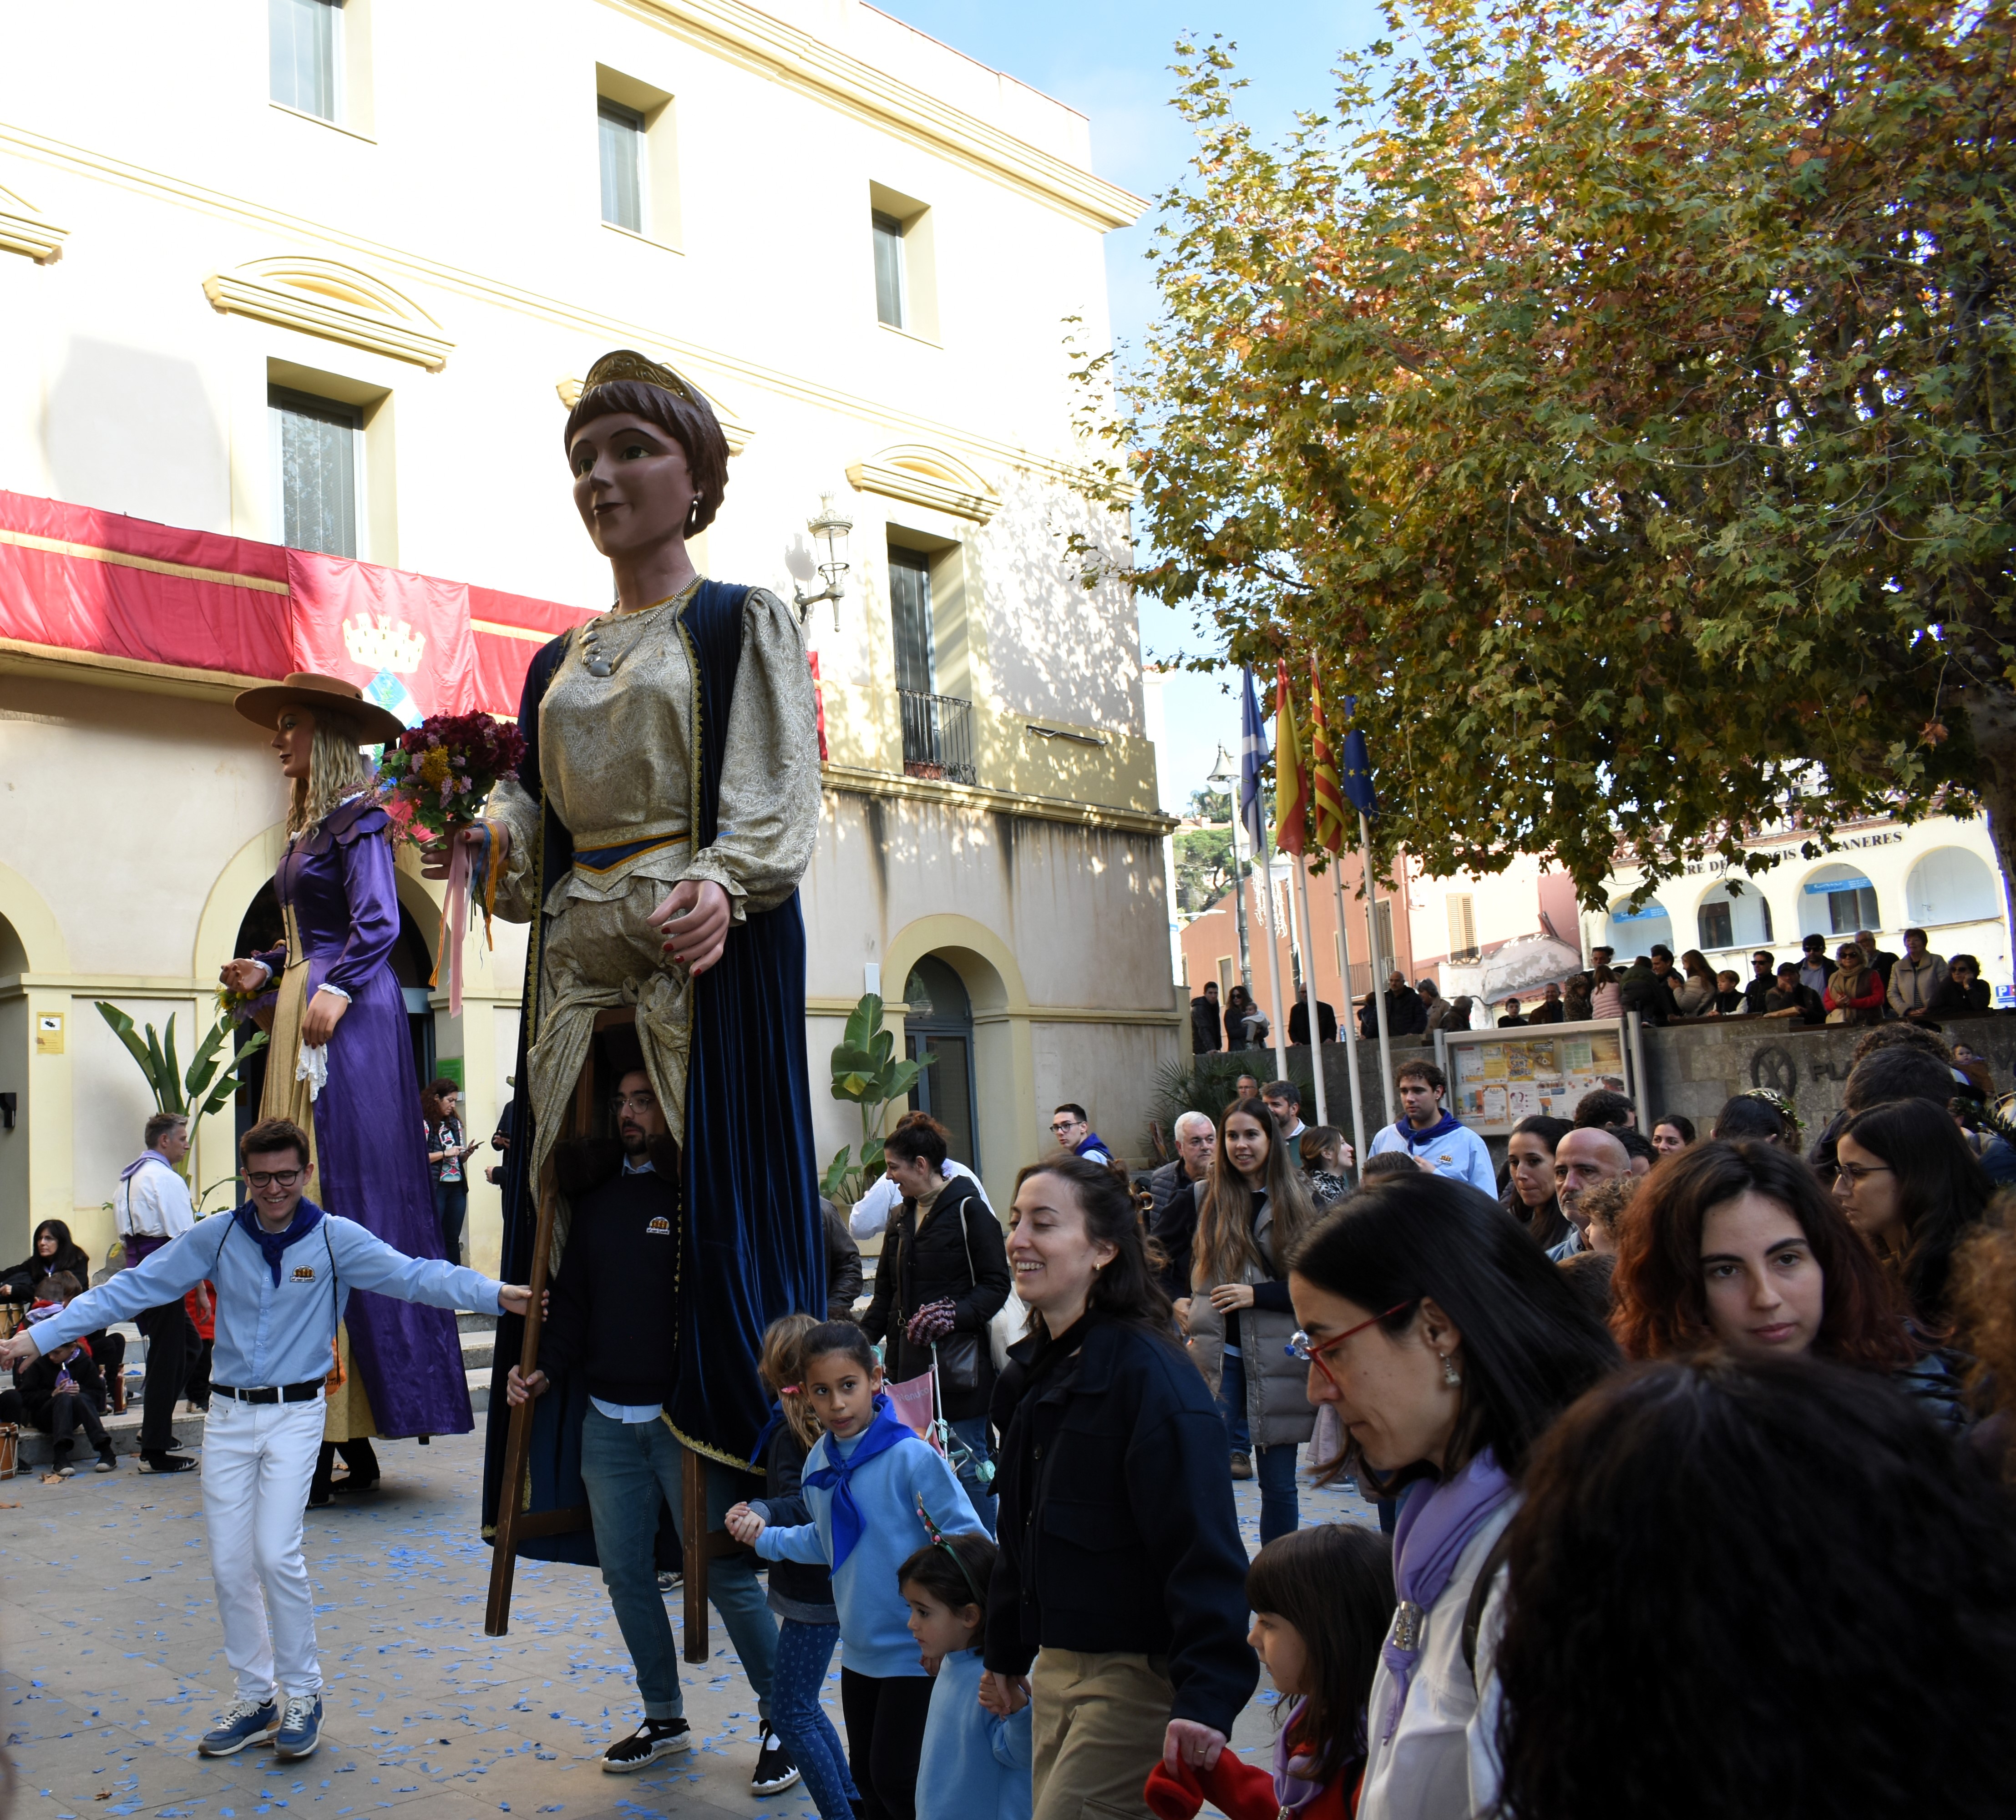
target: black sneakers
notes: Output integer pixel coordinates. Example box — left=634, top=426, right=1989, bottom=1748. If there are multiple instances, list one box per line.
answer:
left=140, top=1452, right=195, bottom=1474
left=750, top=1723, right=800, bottom=1796
left=602, top=1716, right=691, bottom=1774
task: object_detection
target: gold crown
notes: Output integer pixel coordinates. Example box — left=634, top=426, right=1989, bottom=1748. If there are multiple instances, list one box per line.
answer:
left=579, top=348, right=698, bottom=406
left=342, top=613, right=427, bottom=675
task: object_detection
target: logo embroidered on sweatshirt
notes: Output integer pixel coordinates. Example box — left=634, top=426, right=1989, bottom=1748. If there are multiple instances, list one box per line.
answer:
left=646, top=1216, right=671, bottom=1237
left=292, top=1265, right=316, bottom=1281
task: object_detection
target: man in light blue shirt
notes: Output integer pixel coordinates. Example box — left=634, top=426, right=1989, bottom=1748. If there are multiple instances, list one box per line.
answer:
left=1, top=1116, right=527, bottom=1765
left=1366, top=1059, right=1497, bottom=1194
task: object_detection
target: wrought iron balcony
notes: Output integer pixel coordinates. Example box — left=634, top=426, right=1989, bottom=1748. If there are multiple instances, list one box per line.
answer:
left=899, top=689, right=977, bottom=784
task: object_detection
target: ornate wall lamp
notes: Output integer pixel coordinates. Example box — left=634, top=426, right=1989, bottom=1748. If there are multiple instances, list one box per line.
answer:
left=793, top=492, right=854, bottom=628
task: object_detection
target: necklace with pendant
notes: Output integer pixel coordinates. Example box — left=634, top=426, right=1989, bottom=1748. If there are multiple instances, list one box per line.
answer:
left=578, top=583, right=696, bottom=678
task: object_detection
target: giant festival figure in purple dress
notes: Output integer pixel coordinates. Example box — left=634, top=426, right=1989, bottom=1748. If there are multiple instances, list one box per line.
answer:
left=219, top=673, right=472, bottom=1494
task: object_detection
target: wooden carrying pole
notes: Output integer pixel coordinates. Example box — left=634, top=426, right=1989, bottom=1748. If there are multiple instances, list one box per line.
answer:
left=486, top=1008, right=743, bottom=1649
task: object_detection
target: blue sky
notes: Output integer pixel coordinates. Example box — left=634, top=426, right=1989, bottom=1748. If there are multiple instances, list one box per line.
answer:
left=876, top=1, right=1389, bottom=813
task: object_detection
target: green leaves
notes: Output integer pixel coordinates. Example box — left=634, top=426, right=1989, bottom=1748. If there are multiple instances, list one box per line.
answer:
left=822, top=992, right=934, bottom=1204
left=1100, top=0, right=2016, bottom=904
left=95, top=1002, right=269, bottom=1137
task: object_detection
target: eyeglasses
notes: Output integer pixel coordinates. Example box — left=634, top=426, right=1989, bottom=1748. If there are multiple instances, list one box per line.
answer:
left=1833, top=1161, right=1892, bottom=1186
left=1049, top=1121, right=1079, bottom=1135
left=245, top=1168, right=304, bottom=1189
left=610, top=1092, right=658, bottom=1115
left=1288, top=1302, right=1412, bottom=1385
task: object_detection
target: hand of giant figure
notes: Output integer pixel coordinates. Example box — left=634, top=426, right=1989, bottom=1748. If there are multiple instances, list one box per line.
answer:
left=475, top=350, right=826, bottom=1574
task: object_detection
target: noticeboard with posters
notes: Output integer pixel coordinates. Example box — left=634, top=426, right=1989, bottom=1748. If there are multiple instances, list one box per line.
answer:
left=1435, top=1019, right=1633, bottom=1136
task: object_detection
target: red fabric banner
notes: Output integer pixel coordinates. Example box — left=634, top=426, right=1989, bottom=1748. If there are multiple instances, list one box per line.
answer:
left=0, top=489, right=291, bottom=677
left=0, top=491, right=591, bottom=719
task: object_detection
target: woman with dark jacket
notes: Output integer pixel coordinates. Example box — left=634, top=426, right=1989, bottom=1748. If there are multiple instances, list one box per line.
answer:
left=981, top=1154, right=1256, bottom=1818
left=1501, top=1115, right=1574, bottom=1250
left=860, top=1118, right=1011, bottom=1527
left=0, top=1220, right=125, bottom=1408
left=1929, top=953, right=1992, bottom=1018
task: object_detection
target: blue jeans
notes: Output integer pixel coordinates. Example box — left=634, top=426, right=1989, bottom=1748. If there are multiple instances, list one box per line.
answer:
left=578, top=1407, right=777, bottom=1721
left=772, top=1620, right=857, bottom=1820
left=1221, top=1350, right=1300, bottom=1542
left=947, top=1416, right=997, bottom=1533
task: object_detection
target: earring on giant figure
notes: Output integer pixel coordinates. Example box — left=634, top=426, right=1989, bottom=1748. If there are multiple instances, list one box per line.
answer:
left=1440, top=1353, right=1461, bottom=1387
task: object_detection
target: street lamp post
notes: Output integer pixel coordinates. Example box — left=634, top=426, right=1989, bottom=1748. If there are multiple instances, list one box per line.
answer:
left=1206, top=744, right=1252, bottom=993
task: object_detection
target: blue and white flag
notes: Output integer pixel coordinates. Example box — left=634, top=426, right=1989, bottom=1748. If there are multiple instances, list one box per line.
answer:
left=1239, top=665, right=1270, bottom=853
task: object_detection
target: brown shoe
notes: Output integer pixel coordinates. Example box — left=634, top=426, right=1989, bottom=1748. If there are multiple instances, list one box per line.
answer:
left=1230, top=1453, right=1253, bottom=1481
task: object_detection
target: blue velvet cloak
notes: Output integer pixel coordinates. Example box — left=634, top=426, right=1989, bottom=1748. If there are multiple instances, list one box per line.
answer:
left=481, top=581, right=825, bottom=1564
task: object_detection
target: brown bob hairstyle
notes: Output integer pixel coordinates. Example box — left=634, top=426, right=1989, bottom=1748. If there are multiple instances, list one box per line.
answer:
left=1610, top=1139, right=1913, bottom=1370
left=562, top=369, right=730, bottom=538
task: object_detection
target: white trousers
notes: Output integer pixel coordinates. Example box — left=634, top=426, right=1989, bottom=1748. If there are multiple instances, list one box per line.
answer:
left=201, top=1395, right=326, bottom=1702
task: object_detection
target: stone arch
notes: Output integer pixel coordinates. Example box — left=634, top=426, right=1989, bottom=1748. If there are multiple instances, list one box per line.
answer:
left=0, top=861, right=69, bottom=974
left=882, top=914, right=1033, bottom=1205
left=847, top=444, right=1001, bottom=525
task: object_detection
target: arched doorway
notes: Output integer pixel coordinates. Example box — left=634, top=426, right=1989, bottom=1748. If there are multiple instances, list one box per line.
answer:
left=229, top=882, right=439, bottom=1167
left=904, top=954, right=979, bottom=1173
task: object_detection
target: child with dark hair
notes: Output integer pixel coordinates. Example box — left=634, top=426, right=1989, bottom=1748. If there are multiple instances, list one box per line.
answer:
left=902, top=1527, right=1029, bottom=1820
left=0, top=1273, right=117, bottom=1474
left=742, top=1313, right=859, bottom=1820
left=1145, top=1523, right=1393, bottom=1820
left=726, top=1320, right=983, bottom=1820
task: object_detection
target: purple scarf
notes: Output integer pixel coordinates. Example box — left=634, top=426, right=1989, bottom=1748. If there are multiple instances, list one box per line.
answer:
left=1271, top=1698, right=1328, bottom=1814
left=118, top=1149, right=171, bottom=1183
left=1379, top=1448, right=1514, bottom=1742
left=1393, top=1111, right=1462, bottom=1153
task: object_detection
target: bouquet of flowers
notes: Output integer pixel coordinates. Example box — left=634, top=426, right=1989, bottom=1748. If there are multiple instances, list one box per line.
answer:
left=375, top=712, right=526, bottom=850
left=375, top=711, right=527, bottom=1017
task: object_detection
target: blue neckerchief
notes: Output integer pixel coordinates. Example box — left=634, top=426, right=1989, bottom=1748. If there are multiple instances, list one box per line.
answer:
left=801, top=1391, right=911, bottom=1571
left=1395, top=1111, right=1461, bottom=1152
left=232, top=1199, right=327, bottom=1285
left=747, top=1399, right=787, bottom=1471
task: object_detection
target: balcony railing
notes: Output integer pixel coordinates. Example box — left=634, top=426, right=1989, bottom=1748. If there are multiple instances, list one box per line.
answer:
left=899, top=689, right=977, bottom=784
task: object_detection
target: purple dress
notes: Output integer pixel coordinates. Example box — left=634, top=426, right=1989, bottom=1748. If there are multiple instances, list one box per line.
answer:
left=254, top=796, right=472, bottom=1437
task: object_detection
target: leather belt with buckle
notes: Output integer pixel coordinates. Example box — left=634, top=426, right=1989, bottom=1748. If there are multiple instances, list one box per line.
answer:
left=213, top=1382, right=324, bottom=1405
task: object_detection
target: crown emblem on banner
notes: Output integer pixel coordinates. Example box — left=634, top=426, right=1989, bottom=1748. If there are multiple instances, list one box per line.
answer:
left=342, top=613, right=426, bottom=675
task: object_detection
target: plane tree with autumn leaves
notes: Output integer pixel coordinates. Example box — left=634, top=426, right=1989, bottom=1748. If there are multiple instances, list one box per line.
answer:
left=1090, top=0, right=2016, bottom=905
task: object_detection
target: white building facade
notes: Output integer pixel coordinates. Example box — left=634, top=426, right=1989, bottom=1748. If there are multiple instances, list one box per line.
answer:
left=0, top=0, right=1180, bottom=1270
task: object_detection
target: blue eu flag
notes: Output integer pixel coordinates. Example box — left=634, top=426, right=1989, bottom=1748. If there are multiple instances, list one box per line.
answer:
left=1340, top=695, right=1378, bottom=819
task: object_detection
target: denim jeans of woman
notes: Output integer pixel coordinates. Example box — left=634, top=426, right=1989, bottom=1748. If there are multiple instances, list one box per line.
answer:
left=1220, top=1349, right=1299, bottom=1542
left=947, top=1415, right=997, bottom=1533
left=770, top=1619, right=857, bottom=1819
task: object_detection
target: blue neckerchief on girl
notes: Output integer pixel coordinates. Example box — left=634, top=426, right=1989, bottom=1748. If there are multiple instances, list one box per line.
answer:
left=232, top=1199, right=327, bottom=1286
left=1394, top=1110, right=1462, bottom=1152
left=801, top=1391, right=911, bottom=1571
left=746, top=1399, right=787, bottom=1471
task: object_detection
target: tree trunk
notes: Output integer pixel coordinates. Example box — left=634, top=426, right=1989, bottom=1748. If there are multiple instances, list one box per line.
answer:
left=1962, top=690, right=2016, bottom=961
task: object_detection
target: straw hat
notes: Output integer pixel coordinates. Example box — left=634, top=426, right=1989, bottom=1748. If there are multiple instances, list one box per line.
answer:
left=233, top=673, right=406, bottom=746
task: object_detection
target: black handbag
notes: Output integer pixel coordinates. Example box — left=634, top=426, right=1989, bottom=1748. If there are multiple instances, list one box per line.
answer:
left=901, top=1193, right=984, bottom=1398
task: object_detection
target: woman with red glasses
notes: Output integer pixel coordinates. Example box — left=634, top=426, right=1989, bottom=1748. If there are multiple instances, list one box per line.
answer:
left=1286, top=1175, right=1616, bottom=1820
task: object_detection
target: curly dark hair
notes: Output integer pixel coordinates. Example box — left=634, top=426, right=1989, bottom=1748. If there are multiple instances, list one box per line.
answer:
left=1840, top=1097, right=1993, bottom=1329
left=1290, top=1174, right=1619, bottom=1490
left=1245, top=1523, right=1393, bottom=1788
left=1953, top=1203, right=2016, bottom=1481
left=1492, top=1354, right=2016, bottom=1820
left=1610, top=1141, right=1912, bottom=1369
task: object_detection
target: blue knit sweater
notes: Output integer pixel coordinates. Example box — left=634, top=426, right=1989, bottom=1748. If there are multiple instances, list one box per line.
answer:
left=917, top=1649, right=1032, bottom=1820
left=753, top=1427, right=983, bottom=1677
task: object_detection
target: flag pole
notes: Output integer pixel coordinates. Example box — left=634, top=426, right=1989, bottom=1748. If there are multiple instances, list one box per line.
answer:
left=1327, top=861, right=1369, bottom=1172
left=1290, top=857, right=1330, bottom=1130
left=1360, top=811, right=1396, bottom=1126
left=1251, top=829, right=1292, bottom=1085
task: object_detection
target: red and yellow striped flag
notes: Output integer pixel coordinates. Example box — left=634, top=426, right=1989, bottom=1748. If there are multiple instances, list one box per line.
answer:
left=1308, top=656, right=1348, bottom=856
left=1274, top=659, right=1309, bottom=857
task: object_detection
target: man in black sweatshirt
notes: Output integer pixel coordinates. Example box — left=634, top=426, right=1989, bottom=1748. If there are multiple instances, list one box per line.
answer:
left=507, top=1069, right=797, bottom=1794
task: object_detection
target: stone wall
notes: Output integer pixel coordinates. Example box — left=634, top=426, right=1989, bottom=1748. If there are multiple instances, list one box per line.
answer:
left=1221, top=1010, right=2015, bottom=1162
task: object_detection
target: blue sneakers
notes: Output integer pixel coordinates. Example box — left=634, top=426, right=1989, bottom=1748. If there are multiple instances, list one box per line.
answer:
left=198, top=1698, right=279, bottom=1757
left=274, top=1695, right=323, bottom=1760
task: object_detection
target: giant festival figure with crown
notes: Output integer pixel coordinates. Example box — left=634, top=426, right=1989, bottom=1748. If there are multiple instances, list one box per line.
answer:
left=429, top=352, right=825, bottom=1622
